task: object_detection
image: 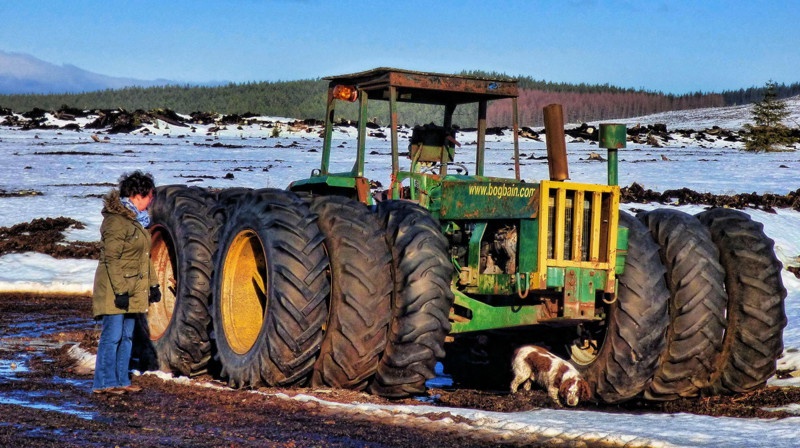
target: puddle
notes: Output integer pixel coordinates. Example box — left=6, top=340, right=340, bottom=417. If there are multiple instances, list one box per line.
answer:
left=0, top=357, right=30, bottom=376
left=0, top=335, right=99, bottom=421
left=51, top=375, right=89, bottom=388
left=0, top=367, right=99, bottom=422
left=0, top=395, right=96, bottom=420
left=1, top=317, right=89, bottom=339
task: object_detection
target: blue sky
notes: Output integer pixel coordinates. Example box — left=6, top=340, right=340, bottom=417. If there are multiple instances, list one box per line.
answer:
left=1, top=0, right=797, bottom=94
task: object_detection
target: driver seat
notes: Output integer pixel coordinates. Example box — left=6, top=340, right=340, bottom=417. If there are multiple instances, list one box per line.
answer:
left=409, top=125, right=455, bottom=163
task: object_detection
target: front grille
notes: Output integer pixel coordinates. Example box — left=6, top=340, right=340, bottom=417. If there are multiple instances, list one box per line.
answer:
left=542, top=182, right=616, bottom=265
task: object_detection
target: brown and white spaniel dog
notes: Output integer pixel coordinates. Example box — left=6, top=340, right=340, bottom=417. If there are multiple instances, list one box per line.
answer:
left=510, top=345, right=592, bottom=407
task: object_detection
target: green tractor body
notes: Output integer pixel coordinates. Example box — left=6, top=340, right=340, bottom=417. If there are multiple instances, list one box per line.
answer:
left=289, top=67, right=626, bottom=335
left=147, top=67, right=786, bottom=403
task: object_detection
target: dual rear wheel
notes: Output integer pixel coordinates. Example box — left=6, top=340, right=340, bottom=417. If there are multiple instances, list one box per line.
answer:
left=638, top=209, right=728, bottom=400
left=572, top=208, right=786, bottom=403
left=696, top=208, right=787, bottom=394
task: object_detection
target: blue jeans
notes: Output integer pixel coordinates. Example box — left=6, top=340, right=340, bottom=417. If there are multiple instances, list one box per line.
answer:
left=93, top=313, right=135, bottom=391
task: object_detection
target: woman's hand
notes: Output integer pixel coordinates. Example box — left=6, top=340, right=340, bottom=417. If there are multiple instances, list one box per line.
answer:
left=149, top=285, right=162, bottom=303
left=114, top=293, right=130, bottom=310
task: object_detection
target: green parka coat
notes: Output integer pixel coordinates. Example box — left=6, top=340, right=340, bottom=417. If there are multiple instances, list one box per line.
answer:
left=92, top=189, right=157, bottom=318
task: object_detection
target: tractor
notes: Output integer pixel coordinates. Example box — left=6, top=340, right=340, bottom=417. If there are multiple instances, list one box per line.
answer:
left=143, top=68, right=787, bottom=403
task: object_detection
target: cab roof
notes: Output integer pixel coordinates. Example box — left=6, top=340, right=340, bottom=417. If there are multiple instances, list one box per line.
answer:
left=324, top=67, right=518, bottom=105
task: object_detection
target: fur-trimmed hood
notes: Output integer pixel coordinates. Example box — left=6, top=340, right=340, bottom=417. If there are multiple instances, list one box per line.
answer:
left=102, top=189, right=137, bottom=221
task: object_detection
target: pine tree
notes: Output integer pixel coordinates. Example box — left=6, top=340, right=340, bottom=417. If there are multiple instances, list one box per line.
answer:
left=743, top=80, right=792, bottom=152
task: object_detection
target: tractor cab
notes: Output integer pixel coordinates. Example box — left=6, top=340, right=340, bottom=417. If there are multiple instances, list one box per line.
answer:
left=288, top=67, right=523, bottom=208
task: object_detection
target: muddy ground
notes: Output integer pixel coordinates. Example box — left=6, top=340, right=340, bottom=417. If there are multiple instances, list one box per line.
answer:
left=2, top=196, right=800, bottom=447
left=3, top=293, right=800, bottom=448
left=0, top=293, right=620, bottom=448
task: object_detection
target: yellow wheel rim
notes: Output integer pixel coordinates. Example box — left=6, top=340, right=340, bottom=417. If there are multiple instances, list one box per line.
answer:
left=148, top=227, right=175, bottom=340
left=221, top=229, right=267, bottom=355
left=570, top=338, right=600, bottom=366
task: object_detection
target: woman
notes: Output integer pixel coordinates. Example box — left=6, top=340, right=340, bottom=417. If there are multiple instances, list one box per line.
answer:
left=92, top=170, right=160, bottom=395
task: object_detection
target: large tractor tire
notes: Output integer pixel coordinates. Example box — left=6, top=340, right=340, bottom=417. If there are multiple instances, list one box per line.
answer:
left=369, top=200, right=454, bottom=398
left=696, top=208, right=787, bottom=394
left=309, top=195, right=393, bottom=390
left=572, top=211, right=670, bottom=403
left=211, top=188, right=330, bottom=388
left=140, top=185, right=218, bottom=377
left=638, top=208, right=727, bottom=400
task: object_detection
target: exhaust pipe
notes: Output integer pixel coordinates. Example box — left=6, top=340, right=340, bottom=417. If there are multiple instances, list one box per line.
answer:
left=599, top=123, right=627, bottom=186
left=543, top=104, right=569, bottom=181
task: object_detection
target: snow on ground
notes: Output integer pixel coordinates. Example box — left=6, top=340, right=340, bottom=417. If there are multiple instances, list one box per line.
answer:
left=1, top=101, right=800, bottom=446
left=591, top=95, right=800, bottom=131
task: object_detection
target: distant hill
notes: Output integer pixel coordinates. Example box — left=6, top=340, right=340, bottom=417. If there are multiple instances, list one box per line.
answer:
left=0, top=50, right=172, bottom=94
left=2, top=53, right=800, bottom=127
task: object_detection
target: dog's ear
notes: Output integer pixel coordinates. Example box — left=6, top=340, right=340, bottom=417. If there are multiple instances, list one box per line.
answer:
left=552, top=363, right=569, bottom=389
left=578, top=380, right=592, bottom=401
left=557, top=380, right=571, bottom=399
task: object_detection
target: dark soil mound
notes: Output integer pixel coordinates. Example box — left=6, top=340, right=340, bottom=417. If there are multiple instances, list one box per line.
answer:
left=622, top=182, right=800, bottom=213
left=0, top=217, right=100, bottom=259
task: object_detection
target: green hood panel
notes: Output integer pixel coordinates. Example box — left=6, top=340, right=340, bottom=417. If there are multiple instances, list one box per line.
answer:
left=437, top=178, right=540, bottom=220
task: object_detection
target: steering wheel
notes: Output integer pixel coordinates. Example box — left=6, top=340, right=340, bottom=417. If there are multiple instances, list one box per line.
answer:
left=419, top=163, right=470, bottom=176
left=419, top=163, right=439, bottom=174
left=451, top=163, right=469, bottom=175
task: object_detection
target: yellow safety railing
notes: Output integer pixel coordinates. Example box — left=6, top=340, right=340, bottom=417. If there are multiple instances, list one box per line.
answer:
left=537, top=180, right=620, bottom=271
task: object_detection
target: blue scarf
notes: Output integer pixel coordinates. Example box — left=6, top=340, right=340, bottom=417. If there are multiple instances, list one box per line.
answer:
left=121, top=197, right=151, bottom=228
